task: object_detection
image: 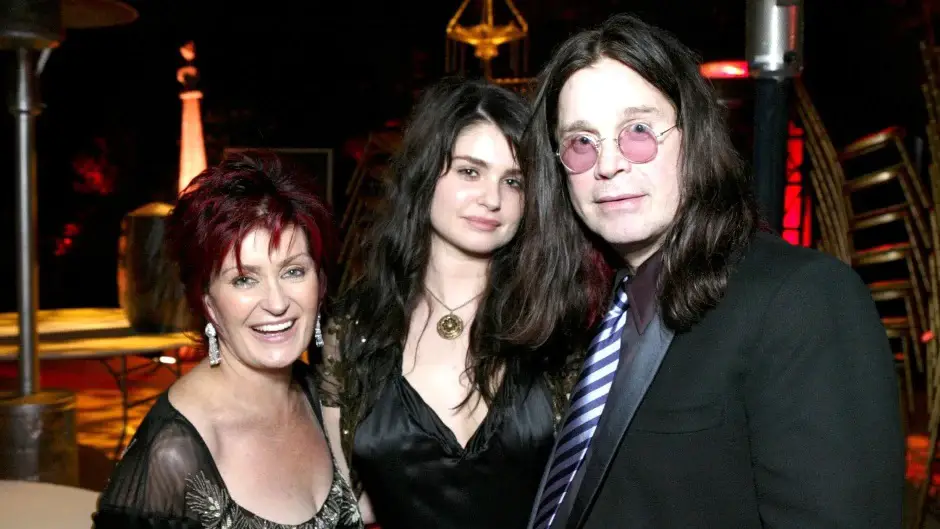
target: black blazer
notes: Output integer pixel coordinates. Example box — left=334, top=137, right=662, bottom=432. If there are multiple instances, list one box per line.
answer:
left=532, top=232, right=904, bottom=529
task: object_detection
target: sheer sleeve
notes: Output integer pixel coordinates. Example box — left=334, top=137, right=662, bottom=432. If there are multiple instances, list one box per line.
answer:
left=543, top=339, right=586, bottom=429
left=318, top=318, right=352, bottom=475
left=317, top=317, right=374, bottom=520
left=318, top=317, right=346, bottom=408
left=93, top=410, right=207, bottom=528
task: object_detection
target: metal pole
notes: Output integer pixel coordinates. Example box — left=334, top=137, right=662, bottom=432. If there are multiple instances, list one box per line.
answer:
left=12, top=46, right=41, bottom=396
left=752, top=78, right=790, bottom=233
left=746, top=0, right=803, bottom=233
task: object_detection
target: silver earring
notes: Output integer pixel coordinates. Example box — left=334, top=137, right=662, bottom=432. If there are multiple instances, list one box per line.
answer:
left=205, top=322, right=221, bottom=366
left=315, top=314, right=324, bottom=348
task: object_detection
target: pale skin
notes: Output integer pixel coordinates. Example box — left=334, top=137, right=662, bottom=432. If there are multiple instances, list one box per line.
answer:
left=169, top=226, right=334, bottom=525
left=323, top=121, right=524, bottom=523
left=557, top=57, right=683, bottom=268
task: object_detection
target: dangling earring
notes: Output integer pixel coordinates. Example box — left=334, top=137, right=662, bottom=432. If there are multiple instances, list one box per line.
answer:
left=205, top=322, right=221, bottom=366
left=315, top=314, right=324, bottom=348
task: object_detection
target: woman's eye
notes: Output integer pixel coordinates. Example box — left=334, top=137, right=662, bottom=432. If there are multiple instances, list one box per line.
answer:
left=232, top=276, right=255, bottom=288
left=284, top=267, right=306, bottom=279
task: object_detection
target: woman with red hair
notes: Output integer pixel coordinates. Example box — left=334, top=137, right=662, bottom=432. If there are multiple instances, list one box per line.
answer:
left=93, top=152, right=362, bottom=529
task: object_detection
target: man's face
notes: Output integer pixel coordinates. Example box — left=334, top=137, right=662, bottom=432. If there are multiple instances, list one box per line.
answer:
left=556, top=57, right=682, bottom=266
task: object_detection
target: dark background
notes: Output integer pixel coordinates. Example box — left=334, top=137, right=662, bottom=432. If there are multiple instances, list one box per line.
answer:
left=0, top=0, right=930, bottom=311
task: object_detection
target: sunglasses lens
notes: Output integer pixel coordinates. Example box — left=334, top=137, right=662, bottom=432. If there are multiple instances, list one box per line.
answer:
left=560, top=137, right=597, bottom=173
left=618, top=127, right=658, bottom=163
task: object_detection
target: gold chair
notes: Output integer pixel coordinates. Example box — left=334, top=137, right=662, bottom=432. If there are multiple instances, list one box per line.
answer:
left=795, top=80, right=927, bottom=401
left=840, top=127, right=931, bottom=254
left=911, top=212, right=940, bottom=529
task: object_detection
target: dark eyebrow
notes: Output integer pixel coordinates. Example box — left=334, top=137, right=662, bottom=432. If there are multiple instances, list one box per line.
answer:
left=452, top=155, right=489, bottom=168
left=453, top=155, right=522, bottom=178
left=557, top=105, right=664, bottom=138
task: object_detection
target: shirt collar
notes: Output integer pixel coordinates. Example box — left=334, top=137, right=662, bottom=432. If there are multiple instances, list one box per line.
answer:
left=613, top=251, right=663, bottom=334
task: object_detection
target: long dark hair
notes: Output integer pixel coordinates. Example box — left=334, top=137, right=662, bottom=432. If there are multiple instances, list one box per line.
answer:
left=333, top=78, right=577, bottom=417
left=521, top=13, right=760, bottom=332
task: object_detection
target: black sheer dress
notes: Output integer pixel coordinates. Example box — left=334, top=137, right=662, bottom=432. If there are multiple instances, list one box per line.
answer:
left=321, top=338, right=578, bottom=529
left=93, top=362, right=363, bottom=529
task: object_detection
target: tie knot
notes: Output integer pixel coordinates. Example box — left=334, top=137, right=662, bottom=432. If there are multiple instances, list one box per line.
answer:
left=608, top=276, right=630, bottom=315
left=617, top=275, right=630, bottom=291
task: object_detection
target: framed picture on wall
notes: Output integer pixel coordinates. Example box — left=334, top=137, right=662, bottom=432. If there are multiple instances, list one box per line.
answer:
left=223, top=147, right=335, bottom=205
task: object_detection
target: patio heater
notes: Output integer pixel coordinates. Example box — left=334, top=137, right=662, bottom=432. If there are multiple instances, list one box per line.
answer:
left=746, top=0, right=803, bottom=233
left=0, top=0, right=137, bottom=485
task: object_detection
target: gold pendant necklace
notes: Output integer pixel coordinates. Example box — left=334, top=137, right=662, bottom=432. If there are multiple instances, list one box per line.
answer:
left=425, top=288, right=481, bottom=340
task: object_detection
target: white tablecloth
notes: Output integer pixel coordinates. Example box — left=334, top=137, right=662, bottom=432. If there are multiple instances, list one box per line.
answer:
left=0, top=480, right=99, bottom=529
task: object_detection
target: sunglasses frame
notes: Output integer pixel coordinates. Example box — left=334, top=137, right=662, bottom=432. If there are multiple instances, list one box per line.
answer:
left=555, top=123, right=678, bottom=173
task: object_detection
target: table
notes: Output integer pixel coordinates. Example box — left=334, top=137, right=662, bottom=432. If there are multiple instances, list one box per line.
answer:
left=0, top=308, right=196, bottom=458
left=0, top=480, right=99, bottom=529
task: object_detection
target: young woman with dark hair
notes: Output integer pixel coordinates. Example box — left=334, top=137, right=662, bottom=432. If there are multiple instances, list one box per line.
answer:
left=320, top=78, right=585, bottom=529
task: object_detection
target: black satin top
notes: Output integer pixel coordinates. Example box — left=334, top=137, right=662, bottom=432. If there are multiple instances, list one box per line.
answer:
left=352, top=364, right=557, bottom=529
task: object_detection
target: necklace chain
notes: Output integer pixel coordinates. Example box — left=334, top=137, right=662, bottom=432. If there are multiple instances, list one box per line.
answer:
left=425, top=288, right=482, bottom=314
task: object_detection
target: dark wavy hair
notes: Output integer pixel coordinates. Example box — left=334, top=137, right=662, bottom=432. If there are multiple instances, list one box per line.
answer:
left=521, top=13, right=760, bottom=332
left=333, top=77, right=576, bottom=415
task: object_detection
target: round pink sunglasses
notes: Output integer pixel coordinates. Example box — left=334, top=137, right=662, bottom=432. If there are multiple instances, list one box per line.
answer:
left=556, top=123, right=677, bottom=173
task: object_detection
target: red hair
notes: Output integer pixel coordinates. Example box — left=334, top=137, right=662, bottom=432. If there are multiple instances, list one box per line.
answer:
left=166, top=151, right=336, bottom=326
left=583, top=244, right=615, bottom=328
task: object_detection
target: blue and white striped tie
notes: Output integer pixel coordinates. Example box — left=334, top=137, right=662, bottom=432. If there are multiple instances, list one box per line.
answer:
left=532, top=277, right=630, bottom=529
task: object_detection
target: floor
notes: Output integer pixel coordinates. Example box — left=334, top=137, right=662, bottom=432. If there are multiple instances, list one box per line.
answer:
left=1, top=356, right=939, bottom=527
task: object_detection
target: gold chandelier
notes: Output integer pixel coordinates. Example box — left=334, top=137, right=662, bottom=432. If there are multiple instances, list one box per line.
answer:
left=446, top=0, right=528, bottom=78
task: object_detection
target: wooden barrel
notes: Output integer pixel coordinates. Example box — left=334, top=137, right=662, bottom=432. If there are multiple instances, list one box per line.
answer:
left=117, top=202, right=192, bottom=333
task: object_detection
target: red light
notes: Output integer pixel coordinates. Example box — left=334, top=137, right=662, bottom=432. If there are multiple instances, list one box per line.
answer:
left=54, top=237, right=73, bottom=257
left=781, top=122, right=811, bottom=248
left=700, top=60, right=749, bottom=79
left=343, top=138, right=367, bottom=161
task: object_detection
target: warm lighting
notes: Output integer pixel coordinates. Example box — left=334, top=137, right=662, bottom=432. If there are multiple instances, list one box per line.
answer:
left=177, top=41, right=207, bottom=192
left=447, top=0, right=527, bottom=60
left=157, top=355, right=177, bottom=365
left=905, top=433, right=940, bottom=488
left=700, top=60, right=749, bottom=79
left=446, top=0, right=528, bottom=78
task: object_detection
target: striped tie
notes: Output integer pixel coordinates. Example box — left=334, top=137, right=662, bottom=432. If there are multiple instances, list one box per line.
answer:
left=532, top=276, right=630, bottom=529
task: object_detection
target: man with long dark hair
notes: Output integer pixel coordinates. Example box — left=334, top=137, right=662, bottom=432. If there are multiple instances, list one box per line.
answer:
left=521, top=14, right=903, bottom=529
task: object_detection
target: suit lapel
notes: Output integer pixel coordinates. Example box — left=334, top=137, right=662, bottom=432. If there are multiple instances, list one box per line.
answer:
left=565, top=314, right=674, bottom=529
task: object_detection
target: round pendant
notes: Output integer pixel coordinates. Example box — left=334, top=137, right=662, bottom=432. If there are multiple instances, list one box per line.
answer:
left=436, top=314, right=464, bottom=340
